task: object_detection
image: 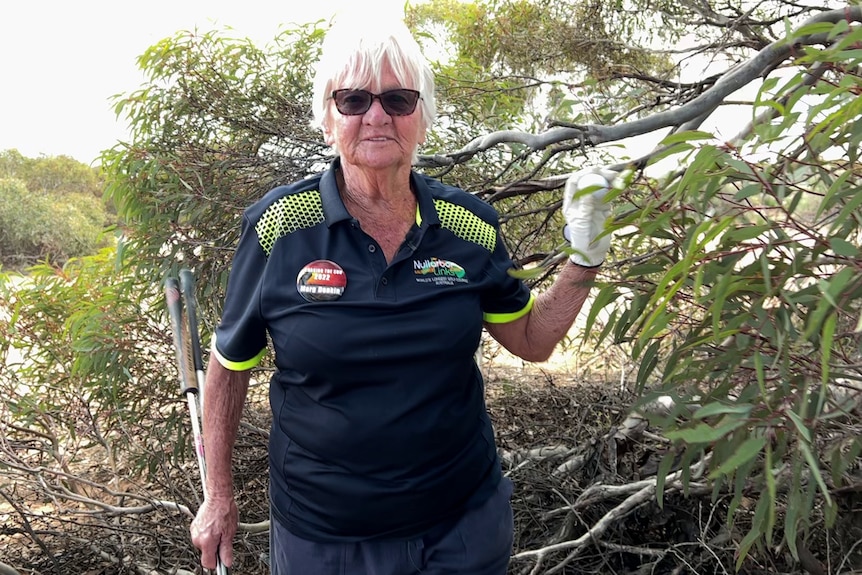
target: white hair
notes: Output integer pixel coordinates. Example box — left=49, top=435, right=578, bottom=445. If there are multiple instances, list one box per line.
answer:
left=311, top=16, right=437, bottom=157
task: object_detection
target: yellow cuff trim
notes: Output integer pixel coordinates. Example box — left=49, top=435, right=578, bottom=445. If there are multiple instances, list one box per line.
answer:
left=483, top=293, right=535, bottom=324
left=211, top=335, right=266, bottom=371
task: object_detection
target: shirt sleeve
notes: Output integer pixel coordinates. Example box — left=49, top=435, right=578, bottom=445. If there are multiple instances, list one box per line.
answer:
left=212, top=213, right=269, bottom=371
left=481, top=221, right=534, bottom=324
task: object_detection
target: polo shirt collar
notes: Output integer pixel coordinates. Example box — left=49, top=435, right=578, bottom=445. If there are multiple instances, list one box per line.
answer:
left=320, top=159, right=352, bottom=227
left=319, top=158, right=441, bottom=229
left=410, top=170, right=441, bottom=229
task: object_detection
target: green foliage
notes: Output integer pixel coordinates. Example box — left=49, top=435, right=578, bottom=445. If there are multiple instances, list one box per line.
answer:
left=0, top=148, right=104, bottom=197
left=0, top=176, right=111, bottom=269
left=101, top=23, right=330, bottom=322
left=0, top=247, right=190, bottom=479
left=407, top=0, right=673, bottom=135
left=409, top=0, right=666, bottom=79
left=585, top=20, right=862, bottom=567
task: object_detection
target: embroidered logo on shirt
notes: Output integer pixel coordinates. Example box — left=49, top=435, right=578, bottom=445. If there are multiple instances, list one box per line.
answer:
left=413, top=257, right=468, bottom=286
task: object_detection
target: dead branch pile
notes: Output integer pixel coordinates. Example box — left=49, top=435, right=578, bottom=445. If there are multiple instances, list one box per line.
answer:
left=489, top=375, right=862, bottom=575
left=2, top=371, right=861, bottom=574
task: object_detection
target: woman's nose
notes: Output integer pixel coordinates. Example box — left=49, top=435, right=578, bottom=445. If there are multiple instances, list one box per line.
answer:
left=363, top=97, right=391, bottom=122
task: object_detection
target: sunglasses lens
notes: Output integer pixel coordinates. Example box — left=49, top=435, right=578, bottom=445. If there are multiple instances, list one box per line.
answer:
left=380, top=90, right=419, bottom=115
left=333, top=90, right=373, bottom=115
left=332, top=89, right=420, bottom=116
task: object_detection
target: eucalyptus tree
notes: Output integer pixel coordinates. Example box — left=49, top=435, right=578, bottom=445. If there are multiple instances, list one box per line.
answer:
left=409, top=1, right=862, bottom=571
left=409, top=2, right=861, bottom=572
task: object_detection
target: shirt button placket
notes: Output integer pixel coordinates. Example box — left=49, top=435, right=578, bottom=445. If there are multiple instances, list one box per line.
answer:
left=365, top=242, right=392, bottom=298
left=377, top=273, right=394, bottom=299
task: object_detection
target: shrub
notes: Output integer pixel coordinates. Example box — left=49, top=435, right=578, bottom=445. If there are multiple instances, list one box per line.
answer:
left=0, top=177, right=111, bottom=268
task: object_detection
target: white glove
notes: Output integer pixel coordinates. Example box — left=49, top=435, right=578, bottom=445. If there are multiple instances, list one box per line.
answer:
left=562, top=168, right=614, bottom=267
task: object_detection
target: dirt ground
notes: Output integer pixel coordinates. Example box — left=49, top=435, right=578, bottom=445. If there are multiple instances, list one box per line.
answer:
left=2, top=357, right=861, bottom=575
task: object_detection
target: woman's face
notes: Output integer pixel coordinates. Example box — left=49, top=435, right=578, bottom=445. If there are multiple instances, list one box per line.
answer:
left=324, top=60, right=426, bottom=174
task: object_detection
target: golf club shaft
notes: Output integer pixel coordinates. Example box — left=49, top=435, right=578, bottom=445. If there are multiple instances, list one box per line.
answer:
left=165, top=275, right=229, bottom=575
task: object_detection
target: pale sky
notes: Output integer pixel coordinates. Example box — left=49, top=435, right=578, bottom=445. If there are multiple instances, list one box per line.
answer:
left=0, top=1, right=770, bottom=172
left=0, top=0, right=404, bottom=166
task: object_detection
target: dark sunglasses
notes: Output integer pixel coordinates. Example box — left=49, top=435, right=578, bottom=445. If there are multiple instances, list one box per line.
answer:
left=330, top=89, right=421, bottom=116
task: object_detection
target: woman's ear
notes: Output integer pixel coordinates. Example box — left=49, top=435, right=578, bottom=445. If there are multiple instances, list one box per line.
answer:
left=322, top=116, right=336, bottom=146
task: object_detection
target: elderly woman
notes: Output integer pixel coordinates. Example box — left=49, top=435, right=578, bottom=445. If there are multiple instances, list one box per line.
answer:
left=190, top=15, right=612, bottom=575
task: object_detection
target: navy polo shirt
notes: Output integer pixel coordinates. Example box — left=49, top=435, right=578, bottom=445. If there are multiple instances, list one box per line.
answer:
left=213, top=160, right=534, bottom=542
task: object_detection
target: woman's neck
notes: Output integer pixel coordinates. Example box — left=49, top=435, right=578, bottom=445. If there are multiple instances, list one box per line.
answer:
left=336, top=165, right=417, bottom=262
left=338, top=165, right=414, bottom=214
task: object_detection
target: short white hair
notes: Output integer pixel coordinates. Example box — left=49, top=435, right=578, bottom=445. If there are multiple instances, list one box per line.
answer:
left=311, top=17, right=437, bottom=156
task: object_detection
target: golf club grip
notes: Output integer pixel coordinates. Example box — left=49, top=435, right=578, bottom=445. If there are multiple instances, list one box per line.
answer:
left=179, top=268, right=205, bottom=373
left=164, top=278, right=195, bottom=395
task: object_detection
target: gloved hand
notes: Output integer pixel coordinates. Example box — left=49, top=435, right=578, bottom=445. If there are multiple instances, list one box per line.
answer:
left=562, top=167, right=615, bottom=267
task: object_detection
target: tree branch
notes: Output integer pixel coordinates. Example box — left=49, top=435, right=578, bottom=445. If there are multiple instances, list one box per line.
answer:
left=417, top=6, right=861, bottom=169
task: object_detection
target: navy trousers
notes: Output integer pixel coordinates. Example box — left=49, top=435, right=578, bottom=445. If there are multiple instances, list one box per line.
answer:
left=270, top=477, right=514, bottom=575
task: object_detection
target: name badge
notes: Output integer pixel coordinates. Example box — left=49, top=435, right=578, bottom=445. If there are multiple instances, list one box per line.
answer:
left=296, top=260, right=347, bottom=302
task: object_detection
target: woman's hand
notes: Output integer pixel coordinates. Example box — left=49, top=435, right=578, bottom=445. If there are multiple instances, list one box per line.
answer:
left=190, top=494, right=238, bottom=570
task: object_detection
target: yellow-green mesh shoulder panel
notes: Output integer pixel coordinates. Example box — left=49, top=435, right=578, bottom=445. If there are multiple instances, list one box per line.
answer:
left=255, top=190, right=324, bottom=256
left=433, top=199, right=496, bottom=253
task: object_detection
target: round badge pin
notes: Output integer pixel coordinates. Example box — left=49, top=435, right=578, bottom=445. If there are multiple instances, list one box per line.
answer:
left=296, top=259, right=347, bottom=302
